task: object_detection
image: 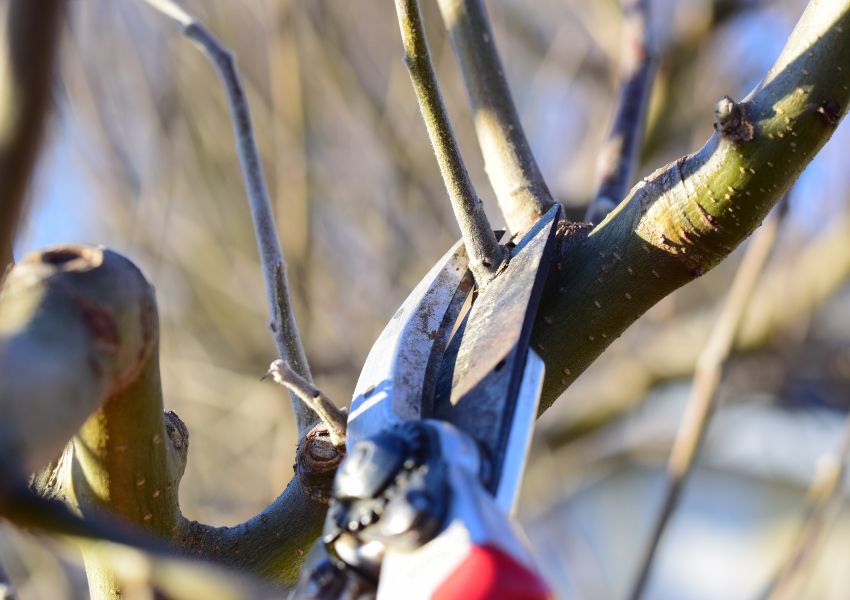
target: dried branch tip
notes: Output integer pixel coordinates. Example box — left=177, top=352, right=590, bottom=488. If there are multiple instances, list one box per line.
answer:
left=265, top=360, right=347, bottom=448
left=714, top=95, right=753, bottom=142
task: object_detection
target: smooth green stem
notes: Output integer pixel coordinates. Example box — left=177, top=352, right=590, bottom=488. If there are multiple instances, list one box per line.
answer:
left=437, top=0, right=555, bottom=234
left=394, top=0, right=508, bottom=284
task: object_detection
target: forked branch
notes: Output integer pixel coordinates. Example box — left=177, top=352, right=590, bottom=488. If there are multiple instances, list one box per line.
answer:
left=140, top=0, right=318, bottom=438
left=436, top=0, right=556, bottom=234
left=265, top=360, right=347, bottom=448
left=585, top=0, right=657, bottom=225
left=531, top=0, right=850, bottom=412
left=394, top=0, right=508, bottom=285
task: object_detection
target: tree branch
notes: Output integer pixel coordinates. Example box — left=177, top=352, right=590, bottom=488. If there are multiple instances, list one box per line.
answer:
left=70, top=539, right=290, bottom=600
left=393, top=0, right=508, bottom=285
left=436, top=0, right=556, bottom=234
left=531, top=0, right=850, bottom=414
left=540, top=205, right=850, bottom=444
left=0, top=0, right=65, bottom=273
left=758, top=414, right=850, bottom=600
left=139, top=0, right=317, bottom=438
left=0, top=246, right=338, bottom=596
left=0, top=246, right=159, bottom=474
left=585, top=0, right=657, bottom=226
left=265, top=360, right=347, bottom=449
left=626, top=202, right=784, bottom=600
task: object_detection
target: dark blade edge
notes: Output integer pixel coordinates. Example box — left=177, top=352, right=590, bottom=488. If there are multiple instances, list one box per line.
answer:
left=434, top=205, right=561, bottom=494
left=489, top=205, right=561, bottom=491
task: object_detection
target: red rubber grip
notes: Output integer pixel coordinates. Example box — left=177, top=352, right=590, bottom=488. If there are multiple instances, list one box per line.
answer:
left=433, top=544, right=552, bottom=600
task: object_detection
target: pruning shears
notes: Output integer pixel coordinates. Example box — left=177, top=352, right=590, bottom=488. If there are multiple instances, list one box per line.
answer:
left=294, top=204, right=561, bottom=600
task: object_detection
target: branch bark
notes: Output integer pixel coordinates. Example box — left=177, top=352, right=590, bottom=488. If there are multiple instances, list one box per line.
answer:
left=531, top=0, right=850, bottom=414
left=394, top=0, right=509, bottom=285
left=1, top=246, right=339, bottom=597
left=585, top=0, right=657, bottom=226
left=539, top=207, right=850, bottom=444
left=436, top=0, right=556, bottom=234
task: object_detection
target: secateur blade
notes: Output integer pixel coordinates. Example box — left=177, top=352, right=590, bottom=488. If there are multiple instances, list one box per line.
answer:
left=347, top=237, right=474, bottom=449
left=301, top=210, right=562, bottom=599
left=434, top=204, right=561, bottom=509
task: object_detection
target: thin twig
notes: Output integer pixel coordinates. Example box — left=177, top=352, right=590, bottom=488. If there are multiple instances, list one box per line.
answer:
left=758, top=415, right=850, bottom=600
left=585, top=0, right=657, bottom=226
left=627, top=203, right=786, bottom=600
left=264, top=360, right=347, bottom=449
left=140, top=0, right=317, bottom=437
left=394, top=0, right=508, bottom=285
left=436, top=0, right=555, bottom=235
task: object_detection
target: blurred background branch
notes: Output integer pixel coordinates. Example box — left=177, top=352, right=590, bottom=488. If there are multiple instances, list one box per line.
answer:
left=628, top=200, right=786, bottom=600
left=0, top=0, right=65, bottom=272
left=585, top=0, right=656, bottom=226
left=437, top=0, right=556, bottom=234
left=759, top=411, right=850, bottom=600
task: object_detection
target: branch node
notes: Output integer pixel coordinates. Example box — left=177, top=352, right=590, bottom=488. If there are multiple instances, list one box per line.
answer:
left=294, top=426, right=345, bottom=504
left=714, top=95, right=754, bottom=142
left=817, top=100, right=842, bottom=125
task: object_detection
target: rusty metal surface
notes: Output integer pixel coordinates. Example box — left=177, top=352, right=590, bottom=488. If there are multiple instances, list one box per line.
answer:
left=433, top=205, right=561, bottom=494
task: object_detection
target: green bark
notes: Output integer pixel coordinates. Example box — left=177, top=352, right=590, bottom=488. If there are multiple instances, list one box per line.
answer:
left=3, top=246, right=337, bottom=597
left=532, top=0, right=850, bottom=412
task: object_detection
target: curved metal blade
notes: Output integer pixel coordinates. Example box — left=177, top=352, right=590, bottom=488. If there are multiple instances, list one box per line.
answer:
left=347, top=239, right=473, bottom=449
left=434, top=204, right=561, bottom=496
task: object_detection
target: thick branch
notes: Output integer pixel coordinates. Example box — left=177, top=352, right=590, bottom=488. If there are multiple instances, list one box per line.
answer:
left=0, top=0, right=65, bottom=272
left=173, top=424, right=343, bottom=584
left=140, top=0, right=316, bottom=438
left=532, top=0, right=850, bottom=413
left=0, top=246, right=158, bottom=474
left=539, top=207, right=850, bottom=443
left=0, top=246, right=334, bottom=596
left=436, top=0, right=555, bottom=234
left=394, top=0, right=508, bottom=285
left=585, top=0, right=657, bottom=225
left=627, top=204, right=782, bottom=600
